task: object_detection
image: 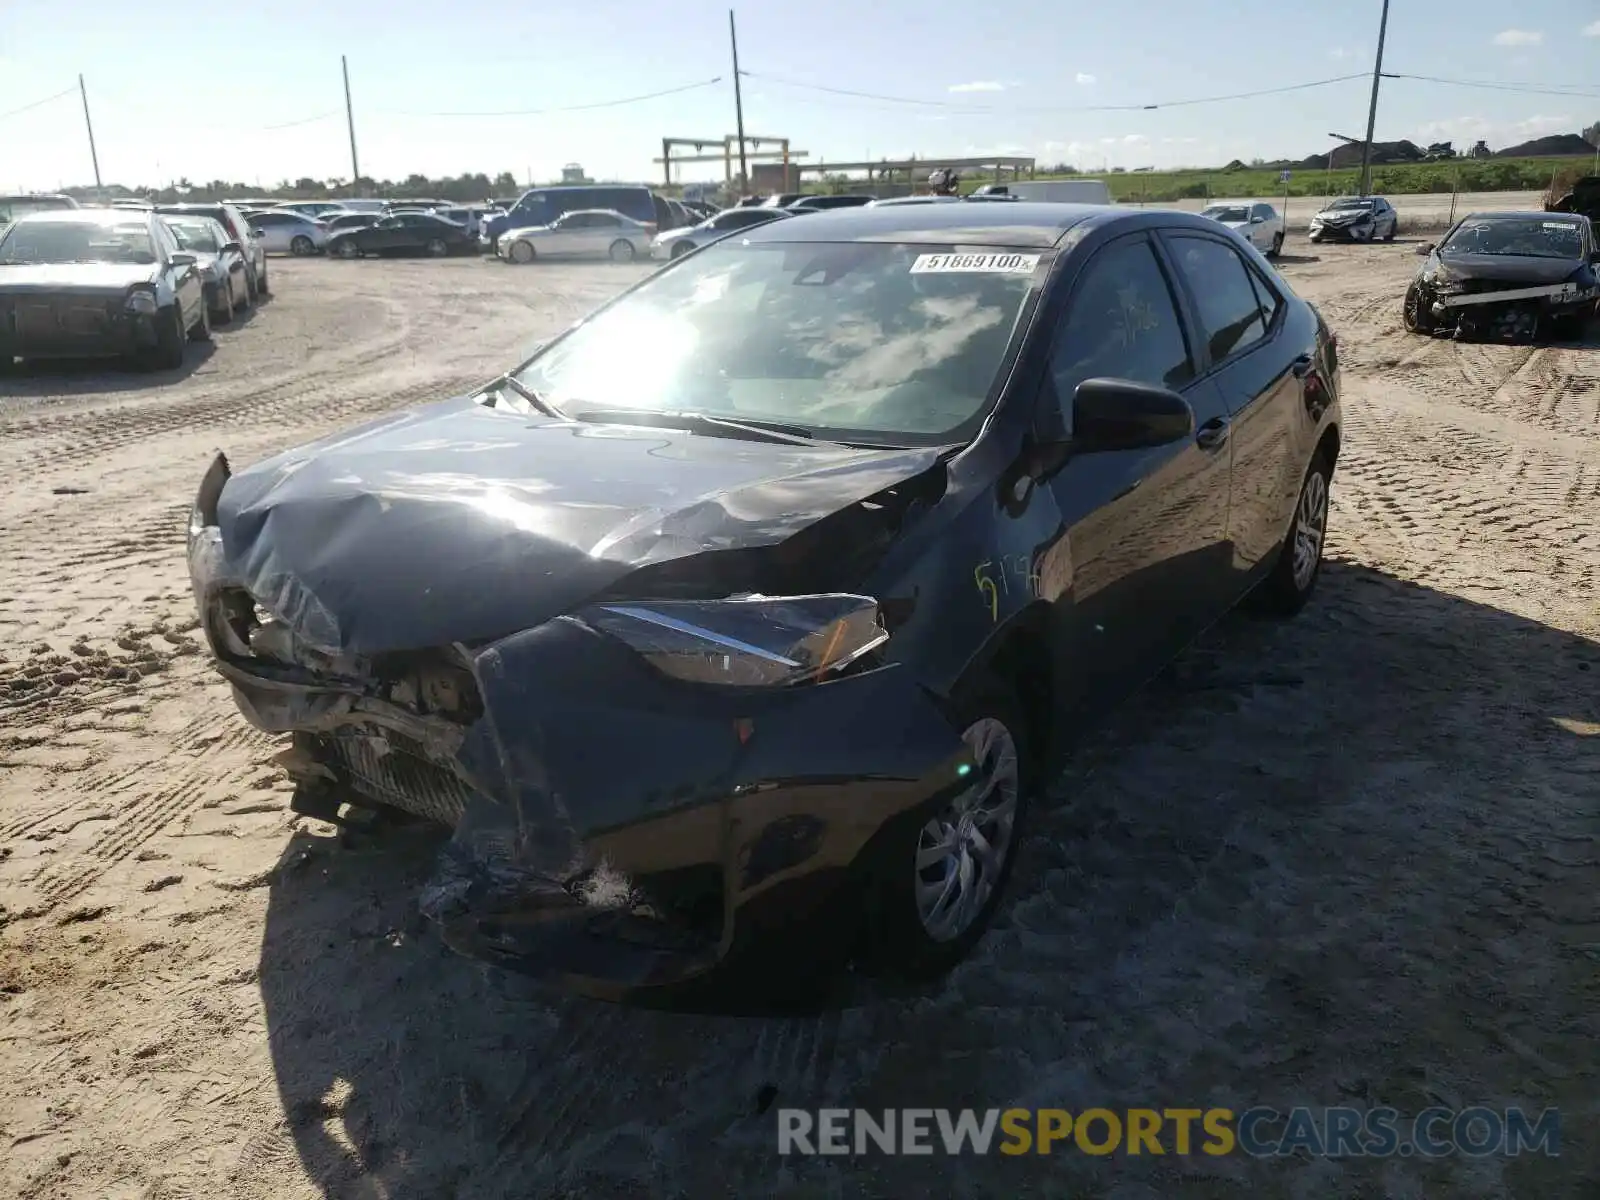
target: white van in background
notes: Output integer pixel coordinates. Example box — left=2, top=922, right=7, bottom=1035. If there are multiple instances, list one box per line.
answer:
left=972, top=179, right=1114, bottom=204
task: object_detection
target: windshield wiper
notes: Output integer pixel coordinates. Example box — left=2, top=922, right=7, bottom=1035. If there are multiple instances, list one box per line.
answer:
left=483, top=372, right=565, bottom=419
left=572, top=406, right=824, bottom=446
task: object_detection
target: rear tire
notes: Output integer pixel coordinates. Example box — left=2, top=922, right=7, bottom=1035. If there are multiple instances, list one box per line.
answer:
left=1250, top=452, right=1332, bottom=617
left=336, top=240, right=360, bottom=259
left=861, top=680, right=1033, bottom=982
left=290, top=235, right=314, bottom=256
left=188, top=300, right=212, bottom=343
left=214, top=281, right=235, bottom=324
left=256, top=265, right=270, bottom=296
left=426, top=238, right=448, bottom=257
left=1269, top=231, right=1284, bottom=258
left=608, top=238, right=636, bottom=262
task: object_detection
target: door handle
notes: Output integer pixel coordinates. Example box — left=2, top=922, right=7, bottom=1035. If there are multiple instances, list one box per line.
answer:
left=1290, top=354, right=1314, bottom=378
left=1195, top=416, right=1230, bottom=451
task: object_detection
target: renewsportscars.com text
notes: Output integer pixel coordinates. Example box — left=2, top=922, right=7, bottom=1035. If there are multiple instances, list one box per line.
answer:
left=776, top=1107, right=1561, bottom=1158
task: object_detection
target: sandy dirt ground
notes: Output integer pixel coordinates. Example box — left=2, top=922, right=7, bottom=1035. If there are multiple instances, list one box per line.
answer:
left=1, top=244, right=1597, bottom=1200
left=1159, top=190, right=1546, bottom=231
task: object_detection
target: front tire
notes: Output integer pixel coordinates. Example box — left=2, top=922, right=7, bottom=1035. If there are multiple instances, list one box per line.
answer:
left=1250, top=453, right=1332, bottom=617
left=149, top=306, right=186, bottom=370
left=336, top=240, right=360, bottom=259
left=671, top=241, right=693, bottom=259
left=1269, top=231, right=1284, bottom=258
left=508, top=240, right=536, bottom=264
left=214, top=280, right=235, bottom=324
left=1402, top=281, right=1435, bottom=334
left=862, top=682, right=1033, bottom=981
left=608, top=238, right=636, bottom=262
left=256, top=264, right=270, bottom=295
left=425, top=238, right=448, bottom=257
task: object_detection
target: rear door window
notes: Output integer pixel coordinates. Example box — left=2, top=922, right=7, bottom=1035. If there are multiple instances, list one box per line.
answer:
left=1165, top=234, right=1272, bottom=364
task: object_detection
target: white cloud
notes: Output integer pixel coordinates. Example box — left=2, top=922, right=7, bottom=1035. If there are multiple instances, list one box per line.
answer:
left=948, top=81, right=1004, bottom=93
left=1327, top=47, right=1347, bottom=60
left=1583, top=19, right=1600, bottom=36
left=1491, top=29, right=1542, bottom=46
left=1075, top=72, right=1096, bottom=85
left=1122, top=133, right=1148, bottom=145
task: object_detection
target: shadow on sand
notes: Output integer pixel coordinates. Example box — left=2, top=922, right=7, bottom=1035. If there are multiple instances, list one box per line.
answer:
left=255, top=560, right=1599, bottom=1199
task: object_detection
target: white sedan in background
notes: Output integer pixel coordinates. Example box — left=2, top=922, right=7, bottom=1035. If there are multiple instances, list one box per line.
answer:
left=495, top=209, right=652, bottom=263
left=246, top=209, right=332, bottom=255
left=650, top=206, right=793, bottom=260
left=1199, top=201, right=1285, bottom=257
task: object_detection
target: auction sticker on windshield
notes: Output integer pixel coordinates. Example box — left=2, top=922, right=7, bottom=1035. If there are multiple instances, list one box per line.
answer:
left=911, top=252, right=1040, bottom=274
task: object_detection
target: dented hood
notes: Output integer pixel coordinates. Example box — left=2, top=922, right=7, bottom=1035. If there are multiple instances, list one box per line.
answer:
left=216, top=396, right=942, bottom=655
left=1435, top=251, right=1585, bottom=285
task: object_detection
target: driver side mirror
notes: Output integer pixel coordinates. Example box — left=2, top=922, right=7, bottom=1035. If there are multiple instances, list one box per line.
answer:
left=1250, top=215, right=1265, bottom=224
left=222, top=240, right=242, bottom=254
left=1072, top=378, right=1195, bottom=453
left=1590, top=249, right=1600, bottom=264
left=169, top=251, right=197, bottom=268
left=1415, top=242, right=1434, bottom=255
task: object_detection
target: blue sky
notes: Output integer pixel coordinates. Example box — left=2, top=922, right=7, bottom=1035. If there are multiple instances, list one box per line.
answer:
left=3, top=0, right=1598, bottom=190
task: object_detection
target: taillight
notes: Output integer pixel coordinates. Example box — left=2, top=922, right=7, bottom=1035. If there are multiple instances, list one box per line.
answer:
left=640, top=222, right=657, bottom=236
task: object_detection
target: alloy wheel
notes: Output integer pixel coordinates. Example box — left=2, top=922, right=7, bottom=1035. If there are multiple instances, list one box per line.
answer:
left=913, top=717, right=1020, bottom=943
left=1292, top=469, right=1328, bottom=590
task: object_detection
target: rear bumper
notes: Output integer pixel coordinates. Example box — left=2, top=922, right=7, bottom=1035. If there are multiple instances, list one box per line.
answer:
left=188, top=521, right=971, bottom=1003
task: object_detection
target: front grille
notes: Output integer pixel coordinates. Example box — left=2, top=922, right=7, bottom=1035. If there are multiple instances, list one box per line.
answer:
left=322, top=726, right=472, bottom=826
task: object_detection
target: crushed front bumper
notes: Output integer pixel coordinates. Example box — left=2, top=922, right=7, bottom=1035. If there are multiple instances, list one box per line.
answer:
left=187, top=465, right=973, bottom=1002
left=0, top=295, right=159, bottom=360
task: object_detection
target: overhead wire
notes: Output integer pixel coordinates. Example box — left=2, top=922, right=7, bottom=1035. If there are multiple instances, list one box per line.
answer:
left=0, top=86, right=78, bottom=123
left=739, top=70, right=1371, bottom=113
left=1382, top=72, right=1600, bottom=100
left=387, top=76, right=724, bottom=118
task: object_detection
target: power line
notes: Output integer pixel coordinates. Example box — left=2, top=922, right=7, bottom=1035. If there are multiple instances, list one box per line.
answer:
left=0, top=86, right=78, bottom=123
left=740, top=69, right=1370, bottom=113
left=1383, top=72, right=1600, bottom=100
left=387, top=77, right=724, bottom=118
left=259, top=111, right=340, bottom=131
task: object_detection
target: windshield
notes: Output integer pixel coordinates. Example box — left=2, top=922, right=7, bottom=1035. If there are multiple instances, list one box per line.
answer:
left=0, top=219, right=156, bottom=265
left=512, top=240, right=1044, bottom=442
left=1441, top=217, right=1584, bottom=260
left=169, top=221, right=220, bottom=252
left=1328, top=198, right=1375, bottom=211
left=1203, top=206, right=1250, bottom=222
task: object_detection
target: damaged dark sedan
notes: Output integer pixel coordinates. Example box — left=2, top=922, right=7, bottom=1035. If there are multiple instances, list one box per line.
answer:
left=186, top=203, right=1342, bottom=1003
left=1403, top=211, right=1600, bottom=341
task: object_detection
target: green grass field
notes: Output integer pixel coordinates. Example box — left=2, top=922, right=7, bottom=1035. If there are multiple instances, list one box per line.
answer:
left=1004, top=155, right=1597, bottom=203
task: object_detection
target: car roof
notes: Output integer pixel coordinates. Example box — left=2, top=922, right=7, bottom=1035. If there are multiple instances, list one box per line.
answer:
left=1459, top=210, right=1583, bottom=221
left=739, top=200, right=1121, bottom=248
left=10, top=207, right=153, bottom=227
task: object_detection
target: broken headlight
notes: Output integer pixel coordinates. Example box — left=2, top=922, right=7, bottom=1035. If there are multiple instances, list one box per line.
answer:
left=578, top=594, right=889, bottom=687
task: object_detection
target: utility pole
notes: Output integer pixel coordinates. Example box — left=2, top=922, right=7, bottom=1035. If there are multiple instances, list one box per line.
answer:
left=342, top=55, right=361, bottom=197
left=1357, top=0, right=1390, bottom=197
left=78, top=74, right=102, bottom=193
left=729, top=10, right=749, bottom=194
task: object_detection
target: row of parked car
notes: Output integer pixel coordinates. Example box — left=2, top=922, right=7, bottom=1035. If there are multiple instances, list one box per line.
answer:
left=0, top=197, right=282, bottom=371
